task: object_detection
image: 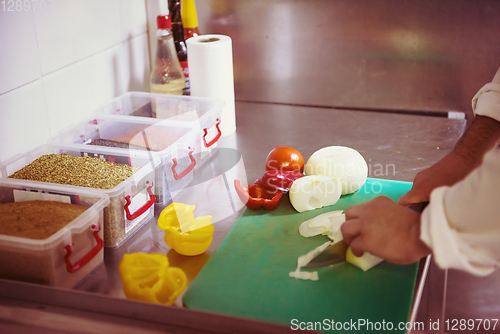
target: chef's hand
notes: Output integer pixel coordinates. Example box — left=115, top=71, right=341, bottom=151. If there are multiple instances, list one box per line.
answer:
left=341, top=196, right=431, bottom=265
left=397, top=152, right=473, bottom=206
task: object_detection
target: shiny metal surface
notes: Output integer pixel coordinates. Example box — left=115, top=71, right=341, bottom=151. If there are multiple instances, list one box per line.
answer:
left=445, top=269, right=500, bottom=333
left=232, top=101, right=466, bottom=184
left=305, top=240, right=348, bottom=269
left=0, top=101, right=466, bottom=333
left=415, top=259, right=448, bottom=334
left=197, top=0, right=500, bottom=119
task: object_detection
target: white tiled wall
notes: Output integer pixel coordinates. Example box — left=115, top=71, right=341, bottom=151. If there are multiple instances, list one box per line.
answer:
left=0, top=0, right=152, bottom=163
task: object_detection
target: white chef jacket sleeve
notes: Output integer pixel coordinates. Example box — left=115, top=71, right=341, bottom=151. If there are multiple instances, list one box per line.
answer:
left=420, top=67, right=500, bottom=276
left=420, top=148, right=500, bottom=276
left=472, top=67, right=500, bottom=122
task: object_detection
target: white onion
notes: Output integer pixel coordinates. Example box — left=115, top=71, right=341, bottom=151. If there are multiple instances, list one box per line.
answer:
left=299, top=210, right=345, bottom=238
left=289, top=241, right=332, bottom=281
left=292, top=210, right=383, bottom=277
left=289, top=175, right=342, bottom=212
left=346, top=247, right=383, bottom=271
left=305, top=146, right=368, bottom=195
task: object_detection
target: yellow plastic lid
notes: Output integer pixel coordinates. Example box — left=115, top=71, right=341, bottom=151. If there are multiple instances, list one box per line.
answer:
left=181, top=0, right=198, bottom=28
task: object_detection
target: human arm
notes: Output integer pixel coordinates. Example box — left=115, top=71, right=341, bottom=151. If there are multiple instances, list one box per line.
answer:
left=342, top=68, right=500, bottom=273
left=342, top=147, right=500, bottom=275
left=398, top=115, right=500, bottom=205
left=399, top=67, right=500, bottom=206
left=419, top=147, right=500, bottom=276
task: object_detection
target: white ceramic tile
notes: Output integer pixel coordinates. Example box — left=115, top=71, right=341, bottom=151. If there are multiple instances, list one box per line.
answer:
left=83, top=33, right=150, bottom=113
left=34, top=0, right=121, bottom=75
left=122, top=33, right=151, bottom=92
left=82, top=44, right=122, bottom=113
left=118, top=0, right=148, bottom=41
left=0, top=81, right=51, bottom=162
left=77, top=0, right=121, bottom=59
left=0, top=10, right=41, bottom=95
left=42, top=63, right=90, bottom=136
left=33, top=0, right=82, bottom=75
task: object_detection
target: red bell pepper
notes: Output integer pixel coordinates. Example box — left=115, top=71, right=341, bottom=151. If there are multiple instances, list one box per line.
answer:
left=254, top=169, right=304, bottom=192
left=234, top=179, right=283, bottom=211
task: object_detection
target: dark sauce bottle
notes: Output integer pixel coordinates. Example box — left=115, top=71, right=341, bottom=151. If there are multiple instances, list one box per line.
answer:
left=168, top=0, right=190, bottom=95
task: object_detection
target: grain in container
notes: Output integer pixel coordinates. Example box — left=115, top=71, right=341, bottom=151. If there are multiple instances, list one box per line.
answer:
left=0, top=144, right=160, bottom=247
left=0, top=178, right=109, bottom=288
left=48, top=116, right=200, bottom=205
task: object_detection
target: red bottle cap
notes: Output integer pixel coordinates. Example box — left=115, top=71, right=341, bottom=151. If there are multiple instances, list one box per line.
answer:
left=157, top=15, right=172, bottom=29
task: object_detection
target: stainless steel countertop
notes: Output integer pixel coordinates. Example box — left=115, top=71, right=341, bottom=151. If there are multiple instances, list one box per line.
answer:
left=198, top=0, right=500, bottom=120
left=0, top=101, right=466, bottom=333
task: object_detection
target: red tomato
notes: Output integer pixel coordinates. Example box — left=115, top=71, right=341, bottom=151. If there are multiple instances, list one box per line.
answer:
left=265, top=147, right=305, bottom=173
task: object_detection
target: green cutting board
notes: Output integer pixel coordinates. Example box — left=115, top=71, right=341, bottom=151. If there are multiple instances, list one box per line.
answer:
left=183, top=178, right=418, bottom=333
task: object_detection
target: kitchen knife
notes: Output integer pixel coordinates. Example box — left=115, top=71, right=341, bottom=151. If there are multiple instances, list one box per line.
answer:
left=408, top=201, right=429, bottom=213
left=304, top=202, right=429, bottom=268
left=305, top=240, right=348, bottom=268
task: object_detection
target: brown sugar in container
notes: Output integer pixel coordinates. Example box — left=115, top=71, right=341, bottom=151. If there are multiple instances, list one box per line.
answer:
left=0, top=179, right=109, bottom=288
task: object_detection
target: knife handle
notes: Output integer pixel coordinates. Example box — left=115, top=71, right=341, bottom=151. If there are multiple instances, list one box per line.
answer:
left=407, top=201, right=429, bottom=213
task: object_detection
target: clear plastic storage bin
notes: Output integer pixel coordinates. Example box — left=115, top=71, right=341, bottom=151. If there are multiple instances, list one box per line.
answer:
left=94, top=92, right=225, bottom=155
left=48, top=116, right=200, bottom=205
left=0, top=178, right=109, bottom=288
left=0, top=144, right=160, bottom=248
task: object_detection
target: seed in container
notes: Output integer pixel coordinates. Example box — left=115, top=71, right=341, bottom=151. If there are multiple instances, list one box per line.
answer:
left=8, top=154, right=140, bottom=189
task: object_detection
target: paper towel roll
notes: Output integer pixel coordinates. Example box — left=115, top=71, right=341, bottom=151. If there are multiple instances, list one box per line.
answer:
left=187, top=34, right=236, bottom=136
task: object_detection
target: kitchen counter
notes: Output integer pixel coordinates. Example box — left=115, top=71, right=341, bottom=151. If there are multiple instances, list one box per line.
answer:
left=0, top=101, right=466, bottom=333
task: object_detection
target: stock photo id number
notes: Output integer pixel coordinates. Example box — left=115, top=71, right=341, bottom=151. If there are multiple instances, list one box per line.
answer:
left=1, top=0, right=54, bottom=12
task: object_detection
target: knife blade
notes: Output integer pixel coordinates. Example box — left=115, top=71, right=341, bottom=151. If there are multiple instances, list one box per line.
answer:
left=408, top=201, right=429, bottom=213
left=303, top=202, right=429, bottom=269
left=305, top=240, right=348, bottom=268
